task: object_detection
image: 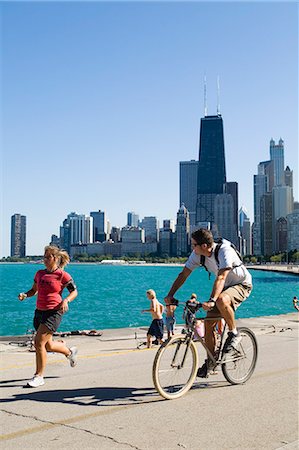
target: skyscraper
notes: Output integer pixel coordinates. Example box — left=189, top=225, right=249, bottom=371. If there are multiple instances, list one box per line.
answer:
left=11, top=214, right=26, bottom=257
left=60, top=212, right=92, bottom=253
left=253, top=172, right=268, bottom=255
left=127, top=211, right=139, bottom=227
left=179, top=160, right=198, bottom=226
left=196, top=115, right=226, bottom=225
left=140, top=216, right=159, bottom=243
left=176, top=204, right=190, bottom=256
left=272, top=185, right=294, bottom=253
left=239, top=207, right=251, bottom=256
left=90, top=210, right=108, bottom=242
left=214, top=193, right=237, bottom=245
left=270, top=138, right=285, bottom=186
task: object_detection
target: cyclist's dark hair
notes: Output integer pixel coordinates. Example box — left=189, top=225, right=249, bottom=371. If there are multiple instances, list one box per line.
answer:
left=191, top=228, right=214, bottom=246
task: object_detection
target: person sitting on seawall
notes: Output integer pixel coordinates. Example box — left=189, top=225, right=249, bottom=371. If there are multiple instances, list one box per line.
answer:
left=164, top=228, right=253, bottom=378
left=293, top=296, right=299, bottom=312
left=18, top=245, right=78, bottom=388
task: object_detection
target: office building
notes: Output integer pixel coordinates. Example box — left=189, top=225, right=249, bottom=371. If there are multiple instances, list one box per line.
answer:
left=11, top=214, right=26, bottom=257
left=253, top=173, right=267, bottom=255
left=275, top=217, right=288, bottom=253
left=239, top=207, right=251, bottom=255
left=140, top=216, right=159, bottom=243
left=110, top=226, right=121, bottom=243
left=214, top=193, right=238, bottom=245
left=260, top=193, right=273, bottom=256
left=272, top=185, right=294, bottom=253
left=196, top=115, right=226, bottom=225
left=90, top=210, right=108, bottom=242
left=224, top=181, right=239, bottom=244
left=121, top=227, right=145, bottom=243
left=60, top=212, right=92, bottom=253
left=159, top=220, right=175, bottom=257
left=162, top=219, right=175, bottom=232
left=270, top=138, right=284, bottom=186
left=180, top=160, right=198, bottom=226
left=287, top=208, right=299, bottom=251
left=176, top=204, right=190, bottom=256
left=242, top=217, right=252, bottom=256
left=127, top=211, right=139, bottom=227
left=121, top=226, right=157, bottom=256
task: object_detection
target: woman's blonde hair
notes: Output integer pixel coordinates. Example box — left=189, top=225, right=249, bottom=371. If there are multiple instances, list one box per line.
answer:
left=190, top=293, right=197, bottom=299
left=146, top=289, right=156, bottom=299
left=44, top=245, right=70, bottom=269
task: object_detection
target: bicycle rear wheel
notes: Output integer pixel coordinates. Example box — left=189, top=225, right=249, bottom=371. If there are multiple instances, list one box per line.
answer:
left=222, top=327, right=258, bottom=385
left=152, top=335, right=198, bottom=400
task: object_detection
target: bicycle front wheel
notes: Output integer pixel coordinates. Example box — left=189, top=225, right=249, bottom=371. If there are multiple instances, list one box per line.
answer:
left=152, top=335, right=198, bottom=400
left=222, top=327, right=258, bottom=385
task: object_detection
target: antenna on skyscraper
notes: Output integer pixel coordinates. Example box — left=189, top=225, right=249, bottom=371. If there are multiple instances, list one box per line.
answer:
left=204, top=74, right=208, bottom=117
left=217, top=75, right=220, bottom=115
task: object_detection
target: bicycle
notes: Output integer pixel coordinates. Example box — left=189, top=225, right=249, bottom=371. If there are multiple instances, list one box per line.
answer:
left=152, top=299, right=258, bottom=400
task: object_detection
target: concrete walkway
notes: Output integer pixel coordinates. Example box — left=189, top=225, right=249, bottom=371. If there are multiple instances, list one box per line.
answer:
left=1, top=313, right=298, bottom=449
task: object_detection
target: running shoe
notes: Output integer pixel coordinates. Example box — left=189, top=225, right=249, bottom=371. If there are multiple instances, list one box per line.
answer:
left=26, top=375, right=45, bottom=388
left=67, top=346, right=78, bottom=367
left=223, top=331, right=242, bottom=353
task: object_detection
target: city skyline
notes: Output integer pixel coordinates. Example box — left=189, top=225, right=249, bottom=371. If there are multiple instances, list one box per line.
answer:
left=2, top=1, right=298, bottom=257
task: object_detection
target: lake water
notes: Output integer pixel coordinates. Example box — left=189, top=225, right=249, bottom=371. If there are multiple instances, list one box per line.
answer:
left=0, top=263, right=298, bottom=336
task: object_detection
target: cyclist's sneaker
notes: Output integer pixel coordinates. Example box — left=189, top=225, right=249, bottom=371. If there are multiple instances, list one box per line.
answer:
left=67, top=346, right=78, bottom=367
left=197, top=359, right=215, bottom=378
left=223, top=332, right=242, bottom=353
left=26, top=375, right=45, bottom=388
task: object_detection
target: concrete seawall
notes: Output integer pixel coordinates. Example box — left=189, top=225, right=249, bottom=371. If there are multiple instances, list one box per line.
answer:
left=248, top=264, right=299, bottom=275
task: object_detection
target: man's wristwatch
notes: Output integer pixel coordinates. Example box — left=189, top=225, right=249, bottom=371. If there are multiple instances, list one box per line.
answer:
left=208, top=297, right=216, bottom=307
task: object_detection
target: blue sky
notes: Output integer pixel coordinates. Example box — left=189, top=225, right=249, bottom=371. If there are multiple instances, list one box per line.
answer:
left=1, top=1, right=298, bottom=257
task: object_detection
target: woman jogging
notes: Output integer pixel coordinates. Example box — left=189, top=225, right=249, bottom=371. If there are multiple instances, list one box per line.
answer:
left=18, top=245, right=78, bottom=387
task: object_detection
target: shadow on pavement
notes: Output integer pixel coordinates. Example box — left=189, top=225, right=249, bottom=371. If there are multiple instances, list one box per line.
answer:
left=0, top=385, right=161, bottom=407
left=0, top=376, right=59, bottom=388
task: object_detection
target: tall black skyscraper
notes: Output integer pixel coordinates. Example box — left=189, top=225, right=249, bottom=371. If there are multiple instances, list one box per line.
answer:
left=196, top=115, right=226, bottom=224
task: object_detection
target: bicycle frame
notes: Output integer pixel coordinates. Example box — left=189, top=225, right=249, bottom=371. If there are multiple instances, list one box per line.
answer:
left=179, top=302, right=245, bottom=369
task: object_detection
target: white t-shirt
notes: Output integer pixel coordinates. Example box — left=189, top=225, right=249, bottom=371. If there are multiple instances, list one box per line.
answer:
left=185, top=239, right=252, bottom=288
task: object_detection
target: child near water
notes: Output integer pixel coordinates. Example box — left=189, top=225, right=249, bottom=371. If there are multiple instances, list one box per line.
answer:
left=165, top=302, right=177, bottom=339
left=142, top=289, right=164, bottom=348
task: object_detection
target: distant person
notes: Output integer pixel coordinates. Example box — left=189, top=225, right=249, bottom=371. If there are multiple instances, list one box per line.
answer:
left=189, top=293, right=198, bottom=302
left=164, top=228, right=252, bottom=378
left=142, top=289, right=164, bottom=348
left=18, top=245, right=78, bottom=388
left=165, top=302, right=177, bottom=339
left=293, top=296, right=299, bottom=312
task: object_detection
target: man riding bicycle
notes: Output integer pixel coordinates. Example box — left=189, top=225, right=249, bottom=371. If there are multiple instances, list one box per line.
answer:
left=164, top=228, right=252, bottom=378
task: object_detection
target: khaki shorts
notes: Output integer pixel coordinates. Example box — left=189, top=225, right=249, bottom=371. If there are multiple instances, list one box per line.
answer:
left=207, top=284, right=252, bottom=317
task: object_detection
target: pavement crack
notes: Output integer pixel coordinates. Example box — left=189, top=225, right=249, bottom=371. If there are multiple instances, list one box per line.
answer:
left=0, top=408, right=142, bottom=449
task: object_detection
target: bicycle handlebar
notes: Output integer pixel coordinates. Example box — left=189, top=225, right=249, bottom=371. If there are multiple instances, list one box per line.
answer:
left=169, top=299, right=203, bottom=310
